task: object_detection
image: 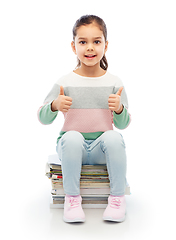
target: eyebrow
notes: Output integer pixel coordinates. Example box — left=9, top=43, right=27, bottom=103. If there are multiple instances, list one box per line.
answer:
left=78, top=37, right=102, bottom=40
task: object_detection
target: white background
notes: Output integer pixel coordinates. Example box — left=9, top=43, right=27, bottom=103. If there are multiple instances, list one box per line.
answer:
left=0, top=0, right=176, bottom=239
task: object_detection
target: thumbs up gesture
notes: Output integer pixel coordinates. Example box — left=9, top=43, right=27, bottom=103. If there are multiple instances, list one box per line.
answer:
left=51, top=86, right=72, bottom=112
left=108, top=87, right=123, bottom=114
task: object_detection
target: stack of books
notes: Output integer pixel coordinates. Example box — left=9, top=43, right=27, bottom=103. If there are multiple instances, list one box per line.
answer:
left=46, top=154, right=130, bottom=208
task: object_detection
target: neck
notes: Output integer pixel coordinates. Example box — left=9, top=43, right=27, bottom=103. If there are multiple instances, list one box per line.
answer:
left=74, top=63, right=106, bottom=77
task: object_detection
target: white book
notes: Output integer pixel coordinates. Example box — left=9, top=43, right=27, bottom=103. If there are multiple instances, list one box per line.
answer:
left=51, top=184, right=131, bottom=195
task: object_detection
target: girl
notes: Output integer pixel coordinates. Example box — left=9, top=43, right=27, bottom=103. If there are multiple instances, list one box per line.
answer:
left=38, top=15, right=131, bottom=223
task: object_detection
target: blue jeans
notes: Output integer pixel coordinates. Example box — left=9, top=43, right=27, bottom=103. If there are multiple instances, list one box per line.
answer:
left=56, top=130, right=127, bottom=196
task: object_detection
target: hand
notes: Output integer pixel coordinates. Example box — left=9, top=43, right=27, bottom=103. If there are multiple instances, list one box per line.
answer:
left=108, top=87, right=123, bottom=114
left=51, top=86, right=72, bottom=112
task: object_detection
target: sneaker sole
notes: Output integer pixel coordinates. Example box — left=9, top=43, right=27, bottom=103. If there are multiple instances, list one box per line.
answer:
left=63, top=216, right=85, bottom=223
left=103, top=211, right=126, bottom=223
left=103, top=215, right=126, bottom=222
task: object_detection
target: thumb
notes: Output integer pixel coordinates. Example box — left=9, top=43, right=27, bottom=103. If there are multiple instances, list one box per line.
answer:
left=116, top=86, right=123, bottom=96
left=59, top=86, right=65, bottom=95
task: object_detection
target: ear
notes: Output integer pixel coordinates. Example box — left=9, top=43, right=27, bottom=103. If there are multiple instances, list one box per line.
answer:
left=71, top=41, right=77, bottom=55
left=104, top=41, right=108, bottom=54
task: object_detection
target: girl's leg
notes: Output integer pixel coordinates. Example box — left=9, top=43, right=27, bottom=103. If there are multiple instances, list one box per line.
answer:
left=84, top=130, right=127, bottom=196
left=57, top=130, right=127, bottom=196
left=100, top=130, right=127, bottom=196
left=57, top=131, right=84, bottom=196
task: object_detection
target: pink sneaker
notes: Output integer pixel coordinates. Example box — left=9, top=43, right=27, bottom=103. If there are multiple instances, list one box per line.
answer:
left=103, top=195, right=126, bottom=222
left=63, top=195, right=85, bottom=223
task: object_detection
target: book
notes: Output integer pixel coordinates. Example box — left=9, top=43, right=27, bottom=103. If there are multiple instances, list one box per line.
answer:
left=46, top=154, right=131, bottom=208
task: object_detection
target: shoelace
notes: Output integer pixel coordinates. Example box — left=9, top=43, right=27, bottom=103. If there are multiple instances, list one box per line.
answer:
left=110, top=197, right=121, bottom=209
left=69, top=197, right=80, bottom=208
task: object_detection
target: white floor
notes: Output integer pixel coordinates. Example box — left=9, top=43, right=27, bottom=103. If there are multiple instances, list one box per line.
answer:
left=2, top=170, right=175, bottom=240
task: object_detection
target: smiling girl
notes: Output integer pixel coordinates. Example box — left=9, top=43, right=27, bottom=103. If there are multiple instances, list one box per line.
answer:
left=71, top=21, right=108, bottom=78
left=38, top=15, right=131, bottom=223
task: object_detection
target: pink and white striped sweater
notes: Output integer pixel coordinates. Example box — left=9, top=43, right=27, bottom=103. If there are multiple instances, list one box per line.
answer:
left=38, top=71, right=131, bottom=142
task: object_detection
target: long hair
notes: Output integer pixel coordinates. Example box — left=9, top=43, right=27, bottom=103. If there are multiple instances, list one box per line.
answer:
left=72, top=15, right=108, bottom=70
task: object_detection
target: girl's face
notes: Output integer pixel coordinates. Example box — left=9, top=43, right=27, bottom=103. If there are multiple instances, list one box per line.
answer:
left=71, top=23, right=108, bottom=68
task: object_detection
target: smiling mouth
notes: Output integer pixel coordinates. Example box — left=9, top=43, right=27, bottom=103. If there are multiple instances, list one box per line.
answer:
left=85, top=55, right=96, bottom=59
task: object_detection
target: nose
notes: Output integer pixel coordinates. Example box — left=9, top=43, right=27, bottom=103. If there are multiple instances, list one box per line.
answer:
left=87, top=43, right=94, bottom=51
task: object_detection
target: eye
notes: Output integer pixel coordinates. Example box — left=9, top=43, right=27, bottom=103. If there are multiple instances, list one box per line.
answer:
left=79, top=41, right=86, bottom=44
left=94, top=40, right=101, bottom=44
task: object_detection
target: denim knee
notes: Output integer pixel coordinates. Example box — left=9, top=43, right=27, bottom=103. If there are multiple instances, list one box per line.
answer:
left=61, top=131, right=84, bottom=148
left=100, top=130, right=126, bottom=151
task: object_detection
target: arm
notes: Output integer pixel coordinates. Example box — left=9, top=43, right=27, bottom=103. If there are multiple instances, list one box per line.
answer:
left=38, top=102, right=59, bottom=125
left=113, top=106, right=131, bottom=129
left=108, top=85, right=131, bottom=129
left=37, top=84, right=60, bottom=125
left=38, top=85, right=72, bottom=125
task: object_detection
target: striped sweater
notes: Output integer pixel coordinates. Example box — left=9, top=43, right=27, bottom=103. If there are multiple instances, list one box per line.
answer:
left=38, top=71, right=131, bottom=143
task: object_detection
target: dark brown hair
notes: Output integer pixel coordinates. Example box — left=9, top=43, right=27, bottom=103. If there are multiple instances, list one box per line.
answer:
left=72, top=15, right=108, bottom=70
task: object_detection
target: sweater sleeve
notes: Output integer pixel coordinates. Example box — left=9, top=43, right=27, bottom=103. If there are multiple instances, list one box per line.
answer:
left=37, top=83, right=60, bottom=125
left=113, top=106, right=131, bottom=129
left=38, top=101, right=58, bottom=125
left=112, top=85, right=131, bottom=129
